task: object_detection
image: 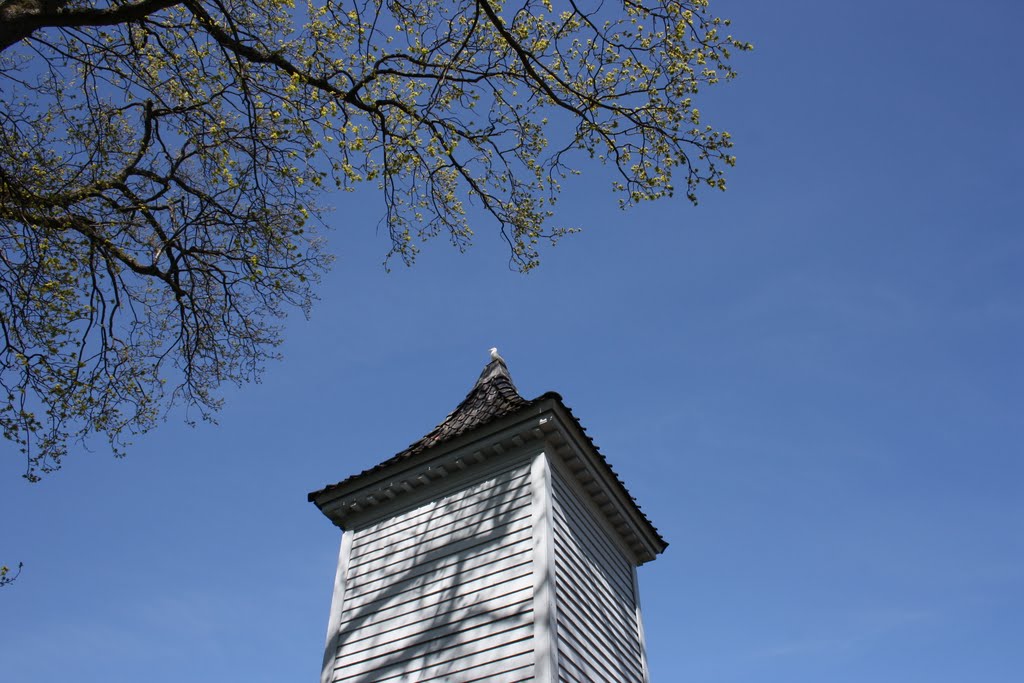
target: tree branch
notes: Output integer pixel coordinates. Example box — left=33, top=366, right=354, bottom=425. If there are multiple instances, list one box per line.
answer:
left=0, top=0, right=181, bottom=52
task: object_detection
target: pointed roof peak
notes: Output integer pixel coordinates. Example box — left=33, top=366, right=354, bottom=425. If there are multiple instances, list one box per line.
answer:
left=308, top=352, right=667, bottom=561
left=476, top=347, right=516, bottom=390
left=332, top=352, right=528, bottom=481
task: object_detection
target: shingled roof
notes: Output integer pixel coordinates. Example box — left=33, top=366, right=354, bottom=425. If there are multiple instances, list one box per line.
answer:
left=308, top=356, right=668, bottom=559
left=308, top=358, right=536, bottom=501
left=403, top=358, right=531, bottom=459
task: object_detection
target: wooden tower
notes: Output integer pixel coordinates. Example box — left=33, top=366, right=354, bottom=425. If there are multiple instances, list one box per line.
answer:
left=309, top=353, right=667, bottom=682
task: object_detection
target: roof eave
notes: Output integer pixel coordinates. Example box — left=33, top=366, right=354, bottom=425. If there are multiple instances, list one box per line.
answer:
left=540, top=397, right=668, bottom=564
left=307, top=388, right=667, bottom=565
left=309, top=400, right=552, bottom=528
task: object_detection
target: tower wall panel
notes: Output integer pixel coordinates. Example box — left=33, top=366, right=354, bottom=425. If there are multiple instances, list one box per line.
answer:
left=551, top=469, right=645, bottom=683
left=327, top=461, right=535, bottom=682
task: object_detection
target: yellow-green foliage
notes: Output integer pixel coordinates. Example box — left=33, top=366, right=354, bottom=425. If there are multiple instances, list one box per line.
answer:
left=0, top=0, right=748, bottom=478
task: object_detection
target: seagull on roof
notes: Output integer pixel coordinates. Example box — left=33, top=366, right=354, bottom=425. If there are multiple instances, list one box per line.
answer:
left=489, top=347, right=505, bottom=364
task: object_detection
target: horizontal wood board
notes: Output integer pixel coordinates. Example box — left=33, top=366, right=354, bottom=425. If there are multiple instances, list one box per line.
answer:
left=329, top=462, right=535, bottom=682
left=551, top=471, right=644, bottom=683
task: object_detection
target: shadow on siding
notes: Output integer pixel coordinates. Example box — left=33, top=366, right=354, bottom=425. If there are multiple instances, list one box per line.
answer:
left=328, top=468, right=535, bottom=682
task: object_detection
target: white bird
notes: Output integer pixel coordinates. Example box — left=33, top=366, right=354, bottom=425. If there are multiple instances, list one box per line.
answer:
left=489, top=347, right=505, bottom=364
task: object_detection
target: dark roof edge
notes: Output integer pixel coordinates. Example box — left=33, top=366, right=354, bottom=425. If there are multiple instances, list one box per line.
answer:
left=308, top=389, right=667, bottom=562
left=307, top=395, right=552, bottom=508
left=308, top=362, right=536, bottom=504
left=545, top=397, right=668, bottom=559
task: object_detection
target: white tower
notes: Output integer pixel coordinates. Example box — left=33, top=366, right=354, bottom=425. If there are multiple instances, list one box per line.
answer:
left=309, top=353, right=667, bottom=682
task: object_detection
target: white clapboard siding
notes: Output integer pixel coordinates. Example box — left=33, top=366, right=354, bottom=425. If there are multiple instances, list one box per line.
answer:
left=346, top=528, right=534, bottom=602
left=349, top=470, right=532, bottom=561
left=551, top=470, right=645, bottom=683
left=328, top=462, right=535, bottom=683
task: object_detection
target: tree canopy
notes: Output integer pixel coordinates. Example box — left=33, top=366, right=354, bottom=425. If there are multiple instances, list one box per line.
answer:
left=0, top=0, right=749, bottom=480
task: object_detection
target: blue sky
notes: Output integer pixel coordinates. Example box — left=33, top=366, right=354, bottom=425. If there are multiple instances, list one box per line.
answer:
left=3, top=1, right=1023, bottom=681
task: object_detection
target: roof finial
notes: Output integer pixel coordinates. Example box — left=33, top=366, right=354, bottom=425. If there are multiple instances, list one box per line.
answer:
left=489, top=347, right=505, bottom=364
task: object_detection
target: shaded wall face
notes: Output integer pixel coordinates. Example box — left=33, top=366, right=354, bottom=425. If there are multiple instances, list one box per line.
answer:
left=551, top=467, right=646, bottom=682
left=327, top=462, right=536, bottom=682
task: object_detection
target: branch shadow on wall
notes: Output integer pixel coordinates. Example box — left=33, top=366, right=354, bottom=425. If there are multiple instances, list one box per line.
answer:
left=325, top=470, right=536, bottom=682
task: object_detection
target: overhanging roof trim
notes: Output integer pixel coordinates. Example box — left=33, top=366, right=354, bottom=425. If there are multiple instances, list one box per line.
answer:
left=308, top=359, right=536, bottom=503
left=308, top=359, right=667, bottom=556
